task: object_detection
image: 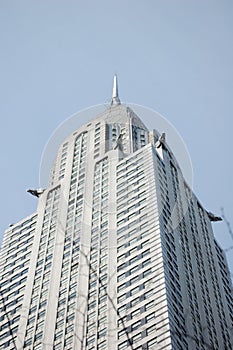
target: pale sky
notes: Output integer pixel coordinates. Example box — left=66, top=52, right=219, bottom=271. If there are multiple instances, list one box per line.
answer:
left=0, top=0, right=233, bottom=276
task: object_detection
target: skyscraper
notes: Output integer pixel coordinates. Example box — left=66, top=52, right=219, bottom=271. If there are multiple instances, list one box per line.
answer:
left=1, top=76, right=232, bottom=350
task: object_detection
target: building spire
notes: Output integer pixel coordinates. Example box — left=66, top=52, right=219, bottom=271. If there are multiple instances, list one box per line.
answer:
left=111, top=74, right=121, bottom=105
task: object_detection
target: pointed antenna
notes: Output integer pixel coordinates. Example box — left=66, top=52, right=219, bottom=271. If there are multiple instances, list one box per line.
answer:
left=111, top=74, right=121, bottom=105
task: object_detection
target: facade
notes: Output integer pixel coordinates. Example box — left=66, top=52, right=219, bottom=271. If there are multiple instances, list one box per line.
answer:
left=0, top=76, right=233, bottom=350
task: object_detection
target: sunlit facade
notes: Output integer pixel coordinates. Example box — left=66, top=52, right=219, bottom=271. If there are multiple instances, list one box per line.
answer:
left=1, top=77, right=232, bottom=350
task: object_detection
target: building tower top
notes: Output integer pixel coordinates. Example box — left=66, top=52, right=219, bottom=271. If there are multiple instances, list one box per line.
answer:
left=110, top=73, right=121, bottom=106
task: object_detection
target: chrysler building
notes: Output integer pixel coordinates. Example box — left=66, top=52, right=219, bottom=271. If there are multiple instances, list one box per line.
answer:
left=0, top=76, right=232, bottom=350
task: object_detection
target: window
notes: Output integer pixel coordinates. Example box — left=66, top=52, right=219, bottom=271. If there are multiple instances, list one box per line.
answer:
left=146, top=312, right=155, bottom=322
left=118, top=329, right=126, bottom=339
left=87, top=335, right=95, bottom=345
left=117, top=273, right=125, bottom=282
left=145, top=301, right=154, bottom=311
left=147, top=338, right=157, bottom=347
left=130, top=286, right=140, bottom=296
left=35, top=331, right=43, bottom=341
left=129, top=265, right=138, bottom=275
left=64, top=336, right=73, bottom=346
left=130, top=275, right=140, bottom=285
left=98, top=328, right=106, bottom=338
left=130, top=296, right=140, bottom=307
left=118, top=294, right=126, bottom=303
left=98, top=340, right=107, bottom=349
left=132, top=332, right=141, bottom=343
left=118, top=283, right=126, bottom=292
left=129, top=256, right=138, bottom=265
left=118, top=340, right=128, bottom=350
left=143, top=269, right=151, bottom=278
left=131, top=320, right=141, bottom=331
left=24, top=338, right=32, bottom=347
left=98, top=316, right=107, bottom=326
left=88, top=301, right=96, bottom=310
left=131, top=308, right=141, bottom=318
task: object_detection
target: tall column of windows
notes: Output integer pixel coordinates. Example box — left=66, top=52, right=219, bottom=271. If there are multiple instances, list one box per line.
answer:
left=171, top=167, right=204, bottom=349
left=94, top=122, right=101, bottom=158
left=180, top=186, right=206, bottom=350
left=85, top=157, right=109, bottom=350
left=159, top=160, right=187, bottom=350
left=58, top=142, right=68, bottom=180
left=214, top=241, right=233, bottom=329
left=49, top=141, right=69, bottom=186
left=194, top=202, right=218, bottom=345
left=23, top=187, right=60, bottom=350
left=157, top=155, right=172, bottom=233
left=54, top=132, right=88, bottom=350
left=116, top=150, right=168, bottom=350
left=0, top=215, right=37, bottom=349
left=198, top=206, right=232, bottom=349
left=186, top=197, right=215, bottom=349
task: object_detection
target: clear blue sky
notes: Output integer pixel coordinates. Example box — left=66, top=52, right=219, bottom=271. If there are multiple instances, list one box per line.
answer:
left=0, top=1, right=233, bottom=276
